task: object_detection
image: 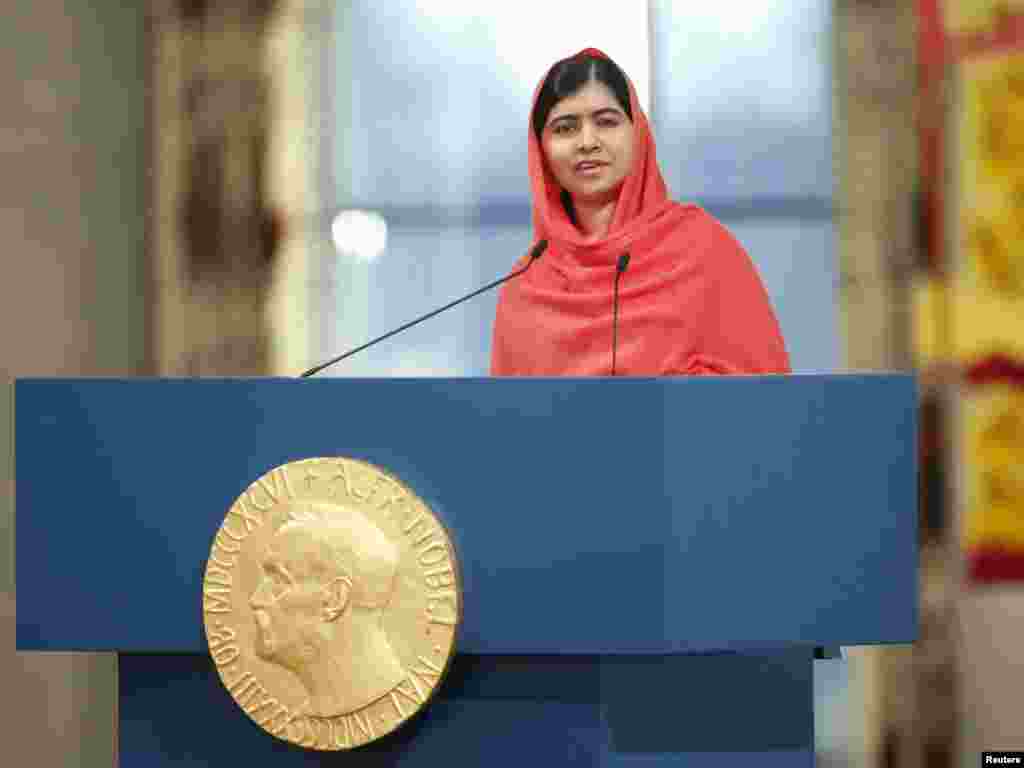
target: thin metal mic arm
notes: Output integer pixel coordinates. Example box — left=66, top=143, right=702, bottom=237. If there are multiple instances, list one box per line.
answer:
left=611, top=252, right=630, bottom=376
left=299, top=240, right=548, bottom=378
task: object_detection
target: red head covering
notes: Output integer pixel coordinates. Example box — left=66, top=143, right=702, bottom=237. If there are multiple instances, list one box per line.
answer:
left=491, top=48, right=791, bottom=376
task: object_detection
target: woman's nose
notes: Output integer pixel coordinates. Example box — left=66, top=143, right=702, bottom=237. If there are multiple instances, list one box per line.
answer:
left=579, top=122, right=599, bottom=151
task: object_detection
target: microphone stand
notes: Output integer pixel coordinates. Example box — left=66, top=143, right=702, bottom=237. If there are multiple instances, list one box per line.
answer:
left=299, top=240, right=547, bottom=378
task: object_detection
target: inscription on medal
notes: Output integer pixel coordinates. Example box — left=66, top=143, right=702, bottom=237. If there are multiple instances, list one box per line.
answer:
left=202, top=458, right=461, bottom=750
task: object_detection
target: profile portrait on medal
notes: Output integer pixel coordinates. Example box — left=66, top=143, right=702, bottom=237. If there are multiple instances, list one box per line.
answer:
left=248, top=499, right=405, bottom=717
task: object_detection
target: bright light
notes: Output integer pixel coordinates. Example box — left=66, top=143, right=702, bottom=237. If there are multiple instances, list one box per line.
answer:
left=492, top=3, right=651, bottom=115
left=413, top=1, right=651, bottom=115
left=331, top=209, right=388, bottom=262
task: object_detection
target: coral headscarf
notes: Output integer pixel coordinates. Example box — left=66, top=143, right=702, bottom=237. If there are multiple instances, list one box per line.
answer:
left=490, top=48, right=791, bottom=376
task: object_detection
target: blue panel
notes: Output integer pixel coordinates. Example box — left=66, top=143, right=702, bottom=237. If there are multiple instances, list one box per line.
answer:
left=660, top=375, right=919, bottom=649
left=602, top=648, right=813, bottom=752
left=15, top=376, right=916, bottom=652
left=325, top=218, right=839, bottom=378
left=331, top=2, right=530, bottom=208
left=603, top=751, right=813, bottom=768
left=118, top=652, right=813, bottom=767
left=119, top=654, right=603, bottom=767
left=354, top=225, right=533, bottom=378
left=723, top=219, right=839, bottom=374
left=650, top=0, right=833, bottom=201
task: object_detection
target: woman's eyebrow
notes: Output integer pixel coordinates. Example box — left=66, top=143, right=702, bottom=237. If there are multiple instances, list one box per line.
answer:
left=548, top=107, right=623, bottom=125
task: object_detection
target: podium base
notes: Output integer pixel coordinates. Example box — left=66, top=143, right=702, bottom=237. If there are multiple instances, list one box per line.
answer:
left=119, top=650, right=814, bottom=766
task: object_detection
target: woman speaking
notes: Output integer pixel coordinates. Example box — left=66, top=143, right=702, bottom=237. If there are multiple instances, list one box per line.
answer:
left=490, top=48, right=791, bottom=376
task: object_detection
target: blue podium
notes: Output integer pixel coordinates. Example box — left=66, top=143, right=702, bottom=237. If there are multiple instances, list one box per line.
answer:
left=15, top=376, right=917, bottom=766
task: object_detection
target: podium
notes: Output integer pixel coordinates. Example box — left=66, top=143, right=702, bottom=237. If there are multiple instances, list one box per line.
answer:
left=14, top=376, right=916, bottom=766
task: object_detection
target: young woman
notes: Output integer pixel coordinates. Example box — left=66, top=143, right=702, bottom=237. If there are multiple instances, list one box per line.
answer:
left=490, top=48, right=791, bottom=376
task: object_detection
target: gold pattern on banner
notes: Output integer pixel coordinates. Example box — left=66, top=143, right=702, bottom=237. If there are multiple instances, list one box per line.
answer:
left=943, top=0, right=1024, bottom=36
left=912, top=275, right=951, bottom=367
left=961, top=388, right=1024, bottom=550
left=954, top=52, right=1024, bottom=361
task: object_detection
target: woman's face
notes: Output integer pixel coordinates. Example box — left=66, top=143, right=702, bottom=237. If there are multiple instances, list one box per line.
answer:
left=540, top=79, right=635, bottom=207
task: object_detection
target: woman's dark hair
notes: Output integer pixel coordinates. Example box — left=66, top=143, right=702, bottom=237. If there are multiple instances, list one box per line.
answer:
left=532, top=54, right=634, bottom=224
left=532, top=54, right=633, bottom=141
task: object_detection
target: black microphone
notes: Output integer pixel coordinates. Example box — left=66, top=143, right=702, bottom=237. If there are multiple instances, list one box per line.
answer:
left=299, top=240, right=548, bottom=377
left=611, top=252, right=630, bottom=376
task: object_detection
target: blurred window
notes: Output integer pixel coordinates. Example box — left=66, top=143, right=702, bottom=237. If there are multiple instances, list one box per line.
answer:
left=319, top=1, right=835, bottom=374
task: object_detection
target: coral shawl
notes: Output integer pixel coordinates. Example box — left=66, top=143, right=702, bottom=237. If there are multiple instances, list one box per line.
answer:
left=490, top=48, right=791, bottom=376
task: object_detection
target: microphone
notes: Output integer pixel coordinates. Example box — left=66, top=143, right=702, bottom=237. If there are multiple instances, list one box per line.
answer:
left=299, top=239, right=548, bottom=378
left=611, top=252, right=630, bottom=376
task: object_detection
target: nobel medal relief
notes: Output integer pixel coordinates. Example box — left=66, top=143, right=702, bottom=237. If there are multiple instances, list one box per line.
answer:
left=202, top=457, right=461, bottom=749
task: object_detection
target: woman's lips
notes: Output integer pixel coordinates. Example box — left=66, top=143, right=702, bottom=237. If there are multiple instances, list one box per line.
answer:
left=576, top=162, right=606, bottom=176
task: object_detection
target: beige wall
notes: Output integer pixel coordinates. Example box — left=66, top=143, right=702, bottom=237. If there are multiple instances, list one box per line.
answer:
left=836, top=2, right=918, bottom=764
left=1, top=2, right=148, bottom=765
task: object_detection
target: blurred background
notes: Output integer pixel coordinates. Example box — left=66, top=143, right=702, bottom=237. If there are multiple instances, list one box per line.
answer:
left=1, top=0, right=1021, bottom=765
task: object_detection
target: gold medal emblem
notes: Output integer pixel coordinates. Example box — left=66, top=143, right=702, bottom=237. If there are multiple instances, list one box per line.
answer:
left=202, top=457, right=461, bottom=749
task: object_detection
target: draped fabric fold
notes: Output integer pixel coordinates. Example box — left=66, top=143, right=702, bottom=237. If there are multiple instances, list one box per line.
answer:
left=490, top=47, right=790, bottom=376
